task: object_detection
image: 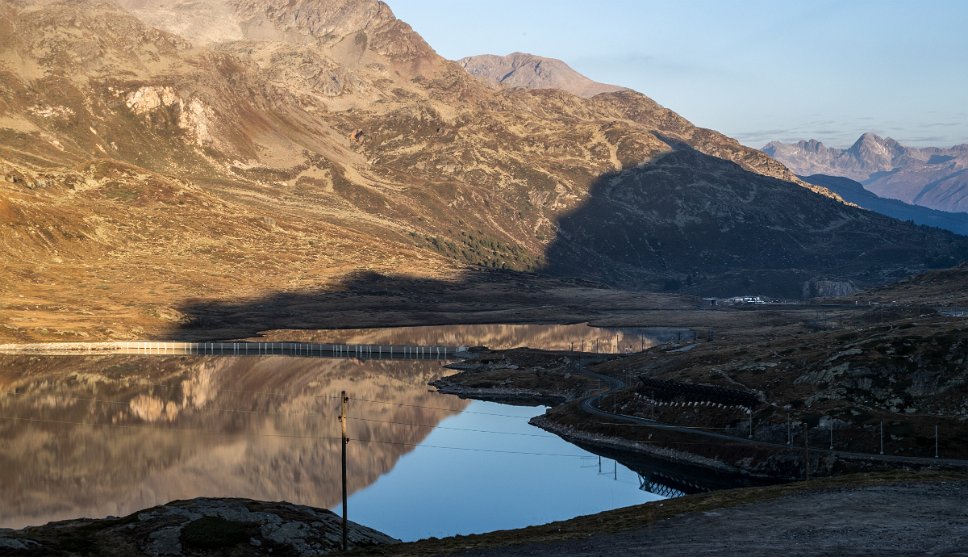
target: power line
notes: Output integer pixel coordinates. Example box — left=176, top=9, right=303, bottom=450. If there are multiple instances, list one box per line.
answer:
left=3, top=397, right=556, bottom=441
left=3, top=394, right=769, bottom=446
left=4, top=377, right=345, bottom=404
left=5, top=391, right=545, bottom=437
left=353, top=436, right=588, bottom=458
left=132, top=379, right=345, bottom=403
left=349, top=396, right=532, bottom=418
left=5, top=390, right=336, bottom=420
left=593, top=420, right=735, bottom=431
left=5, top=392, right=553, bottom=439
left=2, top=414, right=589, bottom=458
left=345, top=416, right=555, bottom=438
left=0, top=414, right=341, bottom=442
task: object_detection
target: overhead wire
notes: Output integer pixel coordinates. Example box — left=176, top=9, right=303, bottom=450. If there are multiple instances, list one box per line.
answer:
left=348, top=396, right=535, bottom=418
left=4, top=391, right=775, bottom=447
left=0, top=415, right=602, bottom=459
left=4, top=389, right=336, bottom=420
left=3, top=394, right=557, bottom=441
left=592, top=419, right=737, bottom=431
left=352, top=436, right=588, bottom=458
left=4, top=391, right=557, bottom=439
left=127, top=378, right=346, bottom=403
left=3, top=394, right=760, bottom=446
left=0, top=414, right=341, bottom=442
left=5, top=366, right=757, bottom=459
left=4, top=399, right=560, bottom=442
left=345, top=415, right=555, bottom=438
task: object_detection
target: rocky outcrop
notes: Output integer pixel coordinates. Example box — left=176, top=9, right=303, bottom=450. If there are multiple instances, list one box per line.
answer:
left=458, top=52, right=626, bottom=98
left=125, top=86, right=216, bottom=147
left=0, top=498, right=397, bottom=556
left=803, top=279, right=857, bottom=298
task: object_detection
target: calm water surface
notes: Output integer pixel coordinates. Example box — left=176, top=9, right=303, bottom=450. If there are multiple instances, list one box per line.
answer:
left=0, top=324, right=682, bottom=538
left=334, top=401, right=655, bottom=540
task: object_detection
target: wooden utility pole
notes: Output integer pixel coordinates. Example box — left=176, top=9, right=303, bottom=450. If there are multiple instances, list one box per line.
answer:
left=803, top=422, right=810, bottom=481
left=880, top=420, right=885, bottom=455
left=339, top=391, right=349, bottom=552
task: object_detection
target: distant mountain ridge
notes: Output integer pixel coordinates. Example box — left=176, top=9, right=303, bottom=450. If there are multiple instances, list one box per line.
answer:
left=801, top=174, right=968, bottom=236
left=458, top=52, right=626, bottom=98
left=763, top=133, right=968, bottom=213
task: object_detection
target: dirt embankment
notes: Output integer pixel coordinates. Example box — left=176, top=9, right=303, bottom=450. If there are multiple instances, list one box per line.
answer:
left=440, top=479, right=968, bottom=556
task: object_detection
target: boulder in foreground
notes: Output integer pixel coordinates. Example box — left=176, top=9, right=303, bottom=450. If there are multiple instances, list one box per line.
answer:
left=0, top=498, right=397, bottom=556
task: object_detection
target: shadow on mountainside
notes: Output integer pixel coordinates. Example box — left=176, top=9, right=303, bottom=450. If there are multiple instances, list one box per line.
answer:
left=175, top=144, right=968, bottom=340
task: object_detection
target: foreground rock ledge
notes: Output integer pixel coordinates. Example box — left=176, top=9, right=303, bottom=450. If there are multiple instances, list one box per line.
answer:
left=0, top=498, right=397, bottom=556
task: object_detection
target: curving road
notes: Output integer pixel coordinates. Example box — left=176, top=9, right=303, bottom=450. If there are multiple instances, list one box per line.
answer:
left=575, top=364, right=968, bottom=469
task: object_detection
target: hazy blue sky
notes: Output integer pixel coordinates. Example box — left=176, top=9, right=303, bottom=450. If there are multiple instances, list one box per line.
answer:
left=385, top=0, right=967, bottom=148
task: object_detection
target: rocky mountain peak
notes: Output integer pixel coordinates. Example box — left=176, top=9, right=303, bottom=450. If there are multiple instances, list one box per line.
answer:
left=764, top=133, right=968, bottom=212
left=114, top=0, right=437, bottom=64
left=849, top=132, right=898, bottom=153
left=762, top=139, right=830, bottom=167
left=760, top=141, right=783, bottom=155
left=458, top=52, right=626, bottom=98
left=846, top=132, right=904, bottom=171
left=799, top=139, right=826, bottom=152
left=114, top=0, right=381, bottom=44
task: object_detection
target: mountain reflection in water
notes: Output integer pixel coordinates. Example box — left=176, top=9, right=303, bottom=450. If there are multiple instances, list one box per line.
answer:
left=255, top=322, right=696, bottom=353
left=0, top=354, right=465, bottom=529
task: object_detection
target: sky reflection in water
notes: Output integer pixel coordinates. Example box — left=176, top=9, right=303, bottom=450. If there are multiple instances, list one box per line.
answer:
left=335, top=401, right=657, bottom=541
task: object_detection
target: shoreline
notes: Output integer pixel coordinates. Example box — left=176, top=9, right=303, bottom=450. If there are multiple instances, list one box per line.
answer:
left=530, top=414, right=752, bottom=478
left=430, top=378, right=789, bottom=485
left=0, top=340, right=466, bottom=361
left=431, top=378, right=571, bottom=407
left=432, top=345, right=968, bottom=484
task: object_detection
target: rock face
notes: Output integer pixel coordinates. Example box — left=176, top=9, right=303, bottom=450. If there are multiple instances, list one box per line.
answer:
left=0, top=498, right=398, bottom=556
left=802, top=279, right=857, bottom=299
left=763, top=134, right=968, bottom=213
left=1, top=0, right=967, bottom=340
left=458, top=52, right=626, bottom=98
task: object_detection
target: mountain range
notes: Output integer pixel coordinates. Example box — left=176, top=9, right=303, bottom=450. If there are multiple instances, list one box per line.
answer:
left=1, top=0, right=967, bottom=342
left=763, top=133, right=968, bottom=213
left=800, top=174, right=968, bottom=236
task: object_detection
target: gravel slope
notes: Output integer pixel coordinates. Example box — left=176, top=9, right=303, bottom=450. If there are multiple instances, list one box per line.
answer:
left=448, top=482, right=968, bottom=556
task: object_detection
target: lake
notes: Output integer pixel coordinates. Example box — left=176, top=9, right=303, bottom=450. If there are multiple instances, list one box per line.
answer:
left=0, top=324, right=690, bottom=539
